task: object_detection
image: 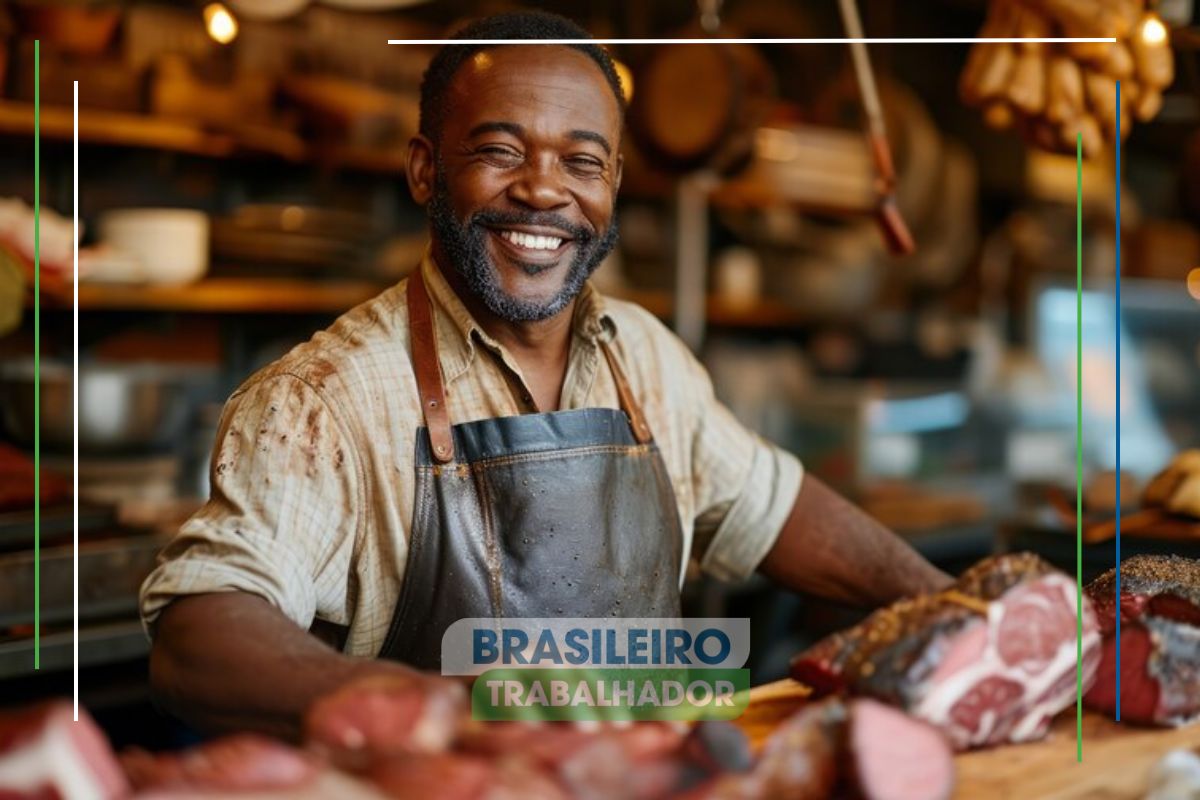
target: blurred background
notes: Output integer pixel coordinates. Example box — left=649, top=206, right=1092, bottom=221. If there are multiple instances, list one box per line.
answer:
left=0, top=0, right=1198, bottom=749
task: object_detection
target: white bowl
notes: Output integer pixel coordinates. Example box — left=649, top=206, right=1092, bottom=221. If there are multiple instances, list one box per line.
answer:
left=98, top=208, right=210, bottom=285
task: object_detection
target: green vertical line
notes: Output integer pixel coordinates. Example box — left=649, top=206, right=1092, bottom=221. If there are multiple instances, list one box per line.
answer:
left=1075, top=131, right=1083, bottom=762
left=33, top=40, right=41, bottom=671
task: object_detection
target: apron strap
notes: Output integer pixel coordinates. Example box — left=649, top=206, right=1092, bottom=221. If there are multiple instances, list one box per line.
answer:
left=407, top=266, right=655, bottom=456
left=600, top=342, right=654, bottom=445
left=407, top=269, right=455, bottom=463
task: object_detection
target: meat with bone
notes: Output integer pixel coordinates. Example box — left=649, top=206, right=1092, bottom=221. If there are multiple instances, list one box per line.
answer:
left=304, top=673, right=467, bottom=770
left=678, top=698, right=954, bottom=800
left=791, top=553, right=1102, bottom=749
left=0, top=702, right=129, bottom=800
left=1084, top=555, right=1200, bottom=726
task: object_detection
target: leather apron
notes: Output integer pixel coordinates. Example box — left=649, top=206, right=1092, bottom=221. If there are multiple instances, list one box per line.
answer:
left=378, top=270, right=685, bottom=669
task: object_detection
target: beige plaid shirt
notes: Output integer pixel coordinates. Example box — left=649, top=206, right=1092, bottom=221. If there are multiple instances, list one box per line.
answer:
left=140, top=253, right=803, bottom=657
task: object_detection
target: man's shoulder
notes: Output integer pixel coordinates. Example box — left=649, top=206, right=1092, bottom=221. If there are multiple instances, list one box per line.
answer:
left=238, top=280, right=414, bottom=402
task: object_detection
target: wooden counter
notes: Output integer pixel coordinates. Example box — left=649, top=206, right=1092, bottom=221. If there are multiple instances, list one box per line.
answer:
left=738, top=681, right=1200, bottom=800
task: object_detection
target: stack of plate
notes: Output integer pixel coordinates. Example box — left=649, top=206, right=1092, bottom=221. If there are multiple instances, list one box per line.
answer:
left=211, top=204, right=384, bottom=277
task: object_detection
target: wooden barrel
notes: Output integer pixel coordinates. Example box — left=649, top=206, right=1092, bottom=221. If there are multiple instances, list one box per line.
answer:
left=628, top=32, right=776, bottom=175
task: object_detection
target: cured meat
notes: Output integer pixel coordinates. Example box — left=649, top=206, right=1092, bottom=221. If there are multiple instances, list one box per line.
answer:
left=791, top=553, right=1102, bottom=749
left=1084, top=555, right=1200, bottom=726
left=304, top=673, right=467, bottom=768
left=676, top=700, right=842, bottom=799
left=0, top=702, right=128, bottom=800
left=844, top=698, right=955, bottom=800
left=678, top=698, right=953, bottom=800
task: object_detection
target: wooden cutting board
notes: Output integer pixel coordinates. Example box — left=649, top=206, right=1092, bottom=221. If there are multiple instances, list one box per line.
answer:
left=955, top=712, right=1200, bottom=800
left=736, top=681, right=1200, bottom=799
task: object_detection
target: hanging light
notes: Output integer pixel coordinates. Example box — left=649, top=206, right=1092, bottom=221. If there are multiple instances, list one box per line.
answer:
left=204, top=3, right=239, bottom=45
left=1140, top=14, right=1168, bottom=46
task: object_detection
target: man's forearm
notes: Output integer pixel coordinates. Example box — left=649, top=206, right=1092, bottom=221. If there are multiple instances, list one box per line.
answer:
left=149, top=593, right=402, bottom=740
left=759, top=475, right=953, bottom=606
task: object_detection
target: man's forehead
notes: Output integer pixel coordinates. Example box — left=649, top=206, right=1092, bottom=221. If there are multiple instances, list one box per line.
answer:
left=445, top=45, right=620, bottom=130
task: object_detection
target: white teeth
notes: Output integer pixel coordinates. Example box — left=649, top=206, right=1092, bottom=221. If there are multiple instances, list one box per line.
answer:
left=500, top=230, right=563, bottom=251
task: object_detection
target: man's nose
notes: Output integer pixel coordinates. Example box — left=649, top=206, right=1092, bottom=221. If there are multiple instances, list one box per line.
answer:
left=507, top=156, right=570, bottom=210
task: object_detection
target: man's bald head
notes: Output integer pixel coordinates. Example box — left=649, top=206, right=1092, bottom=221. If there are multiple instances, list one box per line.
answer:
left=418, top=10, right=627, bottom=147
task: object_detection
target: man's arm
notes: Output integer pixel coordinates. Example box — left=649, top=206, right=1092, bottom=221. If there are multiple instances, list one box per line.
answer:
left=759, top=474, right=953, bottom=606
left=149, top=592, right=434, bottom=741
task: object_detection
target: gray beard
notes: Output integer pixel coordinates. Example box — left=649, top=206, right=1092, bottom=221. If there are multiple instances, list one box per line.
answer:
left=427, top=174, right=619, bottom=323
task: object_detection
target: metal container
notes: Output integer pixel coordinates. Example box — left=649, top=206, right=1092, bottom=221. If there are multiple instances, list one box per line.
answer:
left=0, top=360, right=213, bottom=454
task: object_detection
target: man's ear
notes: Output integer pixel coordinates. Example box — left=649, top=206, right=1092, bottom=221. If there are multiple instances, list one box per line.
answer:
left=613, top=152, right=623, bottom=196
left=406, top=134, right=436, bottom=205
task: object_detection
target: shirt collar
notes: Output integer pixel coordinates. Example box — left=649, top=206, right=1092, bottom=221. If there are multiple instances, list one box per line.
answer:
left=416, top=248, right=617, bottom=385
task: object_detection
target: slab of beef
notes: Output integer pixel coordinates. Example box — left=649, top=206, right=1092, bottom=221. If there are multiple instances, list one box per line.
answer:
left=1084, top=555, right=1200, bottom=726
left=677, top=698, right=954, bottom=800
left=0, top=702, right=128, bottom=800
left=790, top=553, right=1101, bottom=749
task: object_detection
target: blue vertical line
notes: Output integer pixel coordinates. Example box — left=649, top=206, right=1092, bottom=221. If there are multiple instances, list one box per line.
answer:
left=1075, top=131, right=1083, bottom=764
left=1114, top=80, right=1122, bottom=723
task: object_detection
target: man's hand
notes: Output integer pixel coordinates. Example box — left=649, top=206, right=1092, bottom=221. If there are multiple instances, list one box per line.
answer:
left=149, top=592, right=452, bottom=742
left=759, top=475, right=954, bottom=607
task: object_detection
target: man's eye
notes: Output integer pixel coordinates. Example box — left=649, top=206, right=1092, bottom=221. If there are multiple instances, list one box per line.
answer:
left=567, top=157, right=604, bottom=174
left=480, top=146, right=521, bottom=162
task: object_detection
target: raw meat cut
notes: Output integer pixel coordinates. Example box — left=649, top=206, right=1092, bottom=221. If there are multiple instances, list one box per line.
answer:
left=0, top=702, right=128, bottom=800
left=367, top=753, right=567, bottom=800
left=791, top=552, right=1102, bottom=749
left=1084, top=555, right=1200, bottom=726
left=456, top=720, right=747, bottom=800
left=677, top=698, right=953, bottom=800
left=122, top=735, right=319, bottom=794
left=304, top=673, right=467, bottom=768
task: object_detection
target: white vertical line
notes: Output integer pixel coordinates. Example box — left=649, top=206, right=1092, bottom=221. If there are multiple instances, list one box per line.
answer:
left=72, top=80, right=79, bottom=723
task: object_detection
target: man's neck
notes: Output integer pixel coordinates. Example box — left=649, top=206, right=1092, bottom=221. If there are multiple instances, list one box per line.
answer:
left=431, top=248, right=574, bottom=410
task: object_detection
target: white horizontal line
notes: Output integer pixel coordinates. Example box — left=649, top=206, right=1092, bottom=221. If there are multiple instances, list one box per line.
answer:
left=387, top=37, right=1118, bottom=45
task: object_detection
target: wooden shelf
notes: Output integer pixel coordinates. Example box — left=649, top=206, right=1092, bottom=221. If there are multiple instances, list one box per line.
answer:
left=31, top=277, right=813, bottom=327
left=0, top=100, right=404, bottom=174
left=0, top=99, right=235, bottom=158
left=36, top=278, right=390, bottom=314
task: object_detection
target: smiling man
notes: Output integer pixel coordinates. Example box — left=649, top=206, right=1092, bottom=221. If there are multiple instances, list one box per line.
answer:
left=140, top=11, right=951, bottom=739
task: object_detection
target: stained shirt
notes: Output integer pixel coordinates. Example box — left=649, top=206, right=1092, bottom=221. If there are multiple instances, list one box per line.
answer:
left=140, top=253, right=804, bottom=656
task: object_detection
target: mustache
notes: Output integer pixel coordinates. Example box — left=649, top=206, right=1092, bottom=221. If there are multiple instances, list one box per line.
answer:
left=469, top=209, right=596, bottom=242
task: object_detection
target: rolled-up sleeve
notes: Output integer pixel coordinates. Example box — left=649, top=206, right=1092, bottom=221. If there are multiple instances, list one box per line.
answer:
left=139, top=373, right=361, bottom=635
left=682, top=352, right=803, bottom=582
